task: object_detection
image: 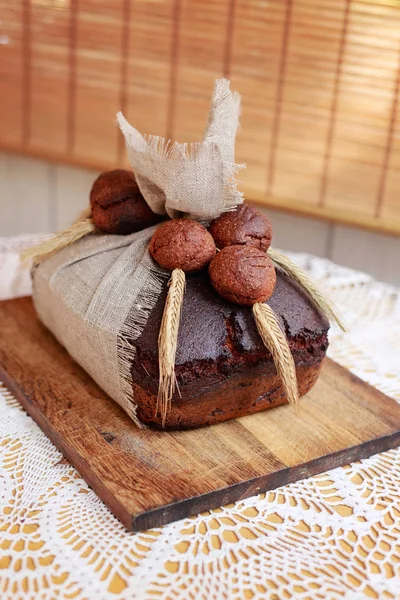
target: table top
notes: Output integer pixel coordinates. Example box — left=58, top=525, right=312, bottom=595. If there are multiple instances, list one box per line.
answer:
left=1, top=235, right=400, bottom=600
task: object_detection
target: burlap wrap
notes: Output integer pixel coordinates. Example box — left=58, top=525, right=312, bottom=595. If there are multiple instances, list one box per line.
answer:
left=32, top=79, right=243, bottom=426
left=117, top=78, right=243, bottom=221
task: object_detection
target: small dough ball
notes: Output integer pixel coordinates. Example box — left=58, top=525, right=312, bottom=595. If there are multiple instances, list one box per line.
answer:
left=209, top=203, right=272, bottom=251
left=209, top=245, right=276, bottom=306
left=90, top=169, right=162, bottom=234
left=149, top=219, right=216, bottom=273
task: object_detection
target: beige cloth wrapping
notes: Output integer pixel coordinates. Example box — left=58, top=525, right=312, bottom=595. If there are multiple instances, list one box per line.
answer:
left=32, top=79, right=243, bottom=426
left=33, top=227, right=167, bottom=426
left=117, top=78, right=243, bottom=221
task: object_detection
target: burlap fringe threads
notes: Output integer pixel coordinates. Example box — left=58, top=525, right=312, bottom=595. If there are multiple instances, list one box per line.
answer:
left=157, top=268, right=186, bottom=427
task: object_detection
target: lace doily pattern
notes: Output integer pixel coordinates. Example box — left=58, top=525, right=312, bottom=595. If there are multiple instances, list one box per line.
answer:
left=1, top=239, right=400, bottom=599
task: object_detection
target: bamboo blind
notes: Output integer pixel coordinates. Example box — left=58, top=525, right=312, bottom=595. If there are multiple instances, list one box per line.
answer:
left=1, top=0, right=400, bottom=234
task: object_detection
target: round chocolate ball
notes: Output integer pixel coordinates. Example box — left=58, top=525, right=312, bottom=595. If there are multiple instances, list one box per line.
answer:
left=90, top=169, right=162, bottom=234
left=209, top=245, right=276, bottom=306
left=149, top=219, right=216, bottom=273
left=209, top=203, right=272, bottom=251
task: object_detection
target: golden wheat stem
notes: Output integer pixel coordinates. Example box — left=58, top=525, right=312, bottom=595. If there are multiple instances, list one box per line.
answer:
left=268, top=248, right=346, bottom=332
left=253, top=302, right=299, bottom=408
left=20, top=218, right=96, bottom=265
left=157, top=268, right=186, bottom=427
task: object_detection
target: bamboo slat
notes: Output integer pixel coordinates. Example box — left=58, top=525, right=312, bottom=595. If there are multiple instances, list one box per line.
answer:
left=0, top=0, right=399, bottom=234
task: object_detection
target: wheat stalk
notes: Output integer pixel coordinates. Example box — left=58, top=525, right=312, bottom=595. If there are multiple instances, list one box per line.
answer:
left=20, top=217, right=96, bottom=265
left=268, top=248, right=346, bottom=332
left=253, top=301, right=299, bottom=408
left=157, top=268, right=186, bottom=427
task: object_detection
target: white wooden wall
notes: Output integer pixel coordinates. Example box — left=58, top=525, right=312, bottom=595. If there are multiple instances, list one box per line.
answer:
left=1, top=152, right=399, bottom=287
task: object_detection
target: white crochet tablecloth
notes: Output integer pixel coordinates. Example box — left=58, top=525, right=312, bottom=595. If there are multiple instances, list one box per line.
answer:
left=1, top=235, right=400, bottom=600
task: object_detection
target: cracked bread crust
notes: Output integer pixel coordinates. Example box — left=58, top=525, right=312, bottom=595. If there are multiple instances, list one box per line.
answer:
left=208, top=245, right=276, bottom=305
left=209, top=204, right=273, bottom=251
left=149, top=219, right=216, bottom=273
left=130, top=267, right=329, bottom=429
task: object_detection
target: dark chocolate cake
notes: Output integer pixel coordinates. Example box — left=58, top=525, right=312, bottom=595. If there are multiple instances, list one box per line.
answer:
left=132, top=267, right=329, bottom=429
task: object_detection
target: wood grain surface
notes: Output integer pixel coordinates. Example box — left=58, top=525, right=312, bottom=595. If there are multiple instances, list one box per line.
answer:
left=0, top=296, right=400, bottom=532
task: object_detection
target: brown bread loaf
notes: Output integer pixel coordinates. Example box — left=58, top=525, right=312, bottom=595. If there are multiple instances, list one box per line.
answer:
left=130, top=268, right=329, bottom=429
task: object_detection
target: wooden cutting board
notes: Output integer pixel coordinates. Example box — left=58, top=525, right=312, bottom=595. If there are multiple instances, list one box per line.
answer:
left=1, top=297, right=400, bottom=532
